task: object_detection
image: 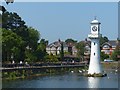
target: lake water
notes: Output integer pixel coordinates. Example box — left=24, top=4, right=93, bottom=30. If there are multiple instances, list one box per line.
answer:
left=2, top=69, right=119, bottom=88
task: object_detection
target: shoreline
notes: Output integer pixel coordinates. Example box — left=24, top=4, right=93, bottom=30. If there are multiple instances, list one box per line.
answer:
left=101, top=62, right=118, bottom=69
left=2, top=62, right=118, bottom=80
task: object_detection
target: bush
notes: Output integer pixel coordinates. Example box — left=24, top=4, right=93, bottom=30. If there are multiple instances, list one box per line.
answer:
left=101, top=52, right=109, bottom=61
left=45, top=54, right=59, bottom=63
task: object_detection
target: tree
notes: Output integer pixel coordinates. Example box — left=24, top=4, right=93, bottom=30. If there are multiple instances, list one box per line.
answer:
left=25, top=49, right=37, bottom=63
left=2, top=11, right=29, bottom=41
left=100, top=36, right=109, bottom=45
left=45, top=53, right=58, bottom=63
left=2, top=11, right=42, bottom=62
left=27, top=27, right=40, bottom=51
left=75, top=41, right=85, bottom=61
left=60, top=42, right=64, bottom=62
left=2, top=11, right=29, bottom=61
left=111, top=45, right=120, bottom=61
left=0, top=28, right=2, bottom=62
left=65, top=38, right=77, bottom=44
left=100, top=52, right=109, bottom=61
left=24, top=27, right=40, bottom=62
left=36, top=39, right=48, bottom=62
left=2, top=28, right=23, bottom=62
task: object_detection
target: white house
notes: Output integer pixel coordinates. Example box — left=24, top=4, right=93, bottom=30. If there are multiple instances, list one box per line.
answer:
left=101, top=40, right=119, bottom=55
left=46, top=39, right=77, bottom=56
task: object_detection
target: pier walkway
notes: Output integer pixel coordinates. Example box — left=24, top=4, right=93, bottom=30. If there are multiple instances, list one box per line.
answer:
left=1, top=62, right=87, bottom=71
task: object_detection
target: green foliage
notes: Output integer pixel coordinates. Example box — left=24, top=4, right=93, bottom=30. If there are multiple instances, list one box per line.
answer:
left=11, top=47, right=21, bottom=62
left=75, top=41, right=85, bottom=59
left=0, top=13, right=2, bottom=23
left=0, top=27, right=1, bottom=63
left=27, top=27, right=40, bottom=50
left=2, top=12, right=29, bottom=41
left=25, top=49, right=37, bottom=63
left=64, top=51, right=71, bottom=55
left=2, top=11, right=29, bottom=61
left=2, top=11, right=45, bottom=63
left=9, top=71, right=17, bottom=80
left=2, top=28, right=24, bottom=62
left=2, top=11, right=26, bottom=30
left=36, top=39, right=48, bottom=62
left=21, top=70, right=25, bottom=79
left=24, top=27, right=40, bottom=62
left=45, top=54, right=59, bottom=63
left=100, top=36, right=109, bottom=45
left=3, top=70, right=27, bottom=80
left=60, top=42, right=64, bottom=61
left=100, top=52, right=109, bottom=61
left=111, top=46, right=120, bottom=61
left=65, top=38, right=77, bottom=44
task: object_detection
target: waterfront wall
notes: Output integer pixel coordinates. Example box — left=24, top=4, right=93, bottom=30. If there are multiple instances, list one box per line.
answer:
left=101, top=62, right=118, bottom=69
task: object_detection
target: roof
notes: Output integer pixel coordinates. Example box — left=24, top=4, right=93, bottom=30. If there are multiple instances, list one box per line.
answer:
left=102, top=40, right=118, bottom=47
left=91, top=19, right=101, bottom=24
left=108, top=40, right=118, bottom=46
left=47, top=40, right=68, bottom=48
left=80, top=40, right=91, bottom=47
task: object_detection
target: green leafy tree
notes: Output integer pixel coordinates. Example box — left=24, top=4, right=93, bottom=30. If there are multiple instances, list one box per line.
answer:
left=100, top=36, right=109, bottom=45
left=24, top=27, right=40, bottom=62
left=27, top=27, right=40, bottom=51
left=2, top=11, right=29, bottom=61
left=2, top=11, right=42, bottom=62
left=0, top=30, right=1, bottom=60
left=36, top=39, right=48, bottom=62
left=111, top=45, right=120, bottom=61
left=2, top=12, right=28, bottom=37
left=0, top=14, right=1, bottom=23
left=64, top=51, right=71, bottom=55
left=60, top=42, right=64, bottom=62
left=100, top=52, right=109, bottom=61
left=45, top=53, right=58, bottom=63
left=65, top=38, right=77, bottom=44
left=75, top=41, right=85, bottom=61
left=2, top=28, right=23, bottom=62
left=25, top=49, right=37, bottom=63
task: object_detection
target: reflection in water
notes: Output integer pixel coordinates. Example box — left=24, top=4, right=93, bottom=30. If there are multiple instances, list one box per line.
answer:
left=88, top=77, right=101, bottom=88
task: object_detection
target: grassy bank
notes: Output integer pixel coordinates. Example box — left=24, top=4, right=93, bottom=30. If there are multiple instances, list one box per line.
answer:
left=101, top=62, right=118, bottom=69
left=2, top=62, right=118, bottom=80
left=2, top=67, right=85, bottom=80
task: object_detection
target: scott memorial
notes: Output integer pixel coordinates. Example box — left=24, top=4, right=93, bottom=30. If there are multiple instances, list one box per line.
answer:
left=87, top=18, right=106, bottom=77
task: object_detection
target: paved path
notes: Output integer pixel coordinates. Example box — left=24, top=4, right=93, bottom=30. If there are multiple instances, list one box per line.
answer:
left=1, top=64, right=86, bottom=71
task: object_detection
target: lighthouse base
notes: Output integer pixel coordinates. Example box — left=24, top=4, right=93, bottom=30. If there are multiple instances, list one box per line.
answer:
left=84, top=73, right=107, bottom=77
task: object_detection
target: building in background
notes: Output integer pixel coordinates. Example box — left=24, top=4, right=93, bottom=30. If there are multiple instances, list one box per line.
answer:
left=101, top=40, right=119, bottom=55
left=46, top=38, right=118, bottom=63
left=46, top=39, right=77, bottom=56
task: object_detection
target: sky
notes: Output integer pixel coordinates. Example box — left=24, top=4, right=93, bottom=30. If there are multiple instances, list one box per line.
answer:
left=1, top=0, right=120, bottom=2
left=2, top=2, right=118, bottom=43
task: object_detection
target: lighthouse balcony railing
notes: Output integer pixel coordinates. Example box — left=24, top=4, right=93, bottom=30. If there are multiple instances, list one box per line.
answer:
left=88, top=33, right=102, bottom=38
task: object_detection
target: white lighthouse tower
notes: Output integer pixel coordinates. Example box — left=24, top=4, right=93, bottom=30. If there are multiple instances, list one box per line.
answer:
left=88, top=18, right=103, bottom=75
